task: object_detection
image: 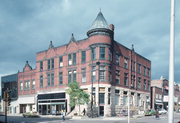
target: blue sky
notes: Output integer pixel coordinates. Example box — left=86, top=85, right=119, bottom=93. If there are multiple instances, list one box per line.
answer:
left=0, top=0, right=180, bottom=83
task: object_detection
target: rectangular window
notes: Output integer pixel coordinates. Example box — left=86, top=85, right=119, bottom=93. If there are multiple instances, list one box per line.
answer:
left=20, top=81, right=23, bottom=90
left=100, top=47, right=105, bottom=59
left=109, top=66, right=112, bottom=81
left=51, top=73, right=54, bottom=86
left=68, top=54, right=72, bottom=65
left=48, top=60, right=51, bottom=70
left=24, top=81, right=30, bottom=90
left=116, top=54, right=120, bottom=65
left=99, top=93, right=105, bottom=104
left=32, top=80, right=35, bottom=89
left=108, top=48, right=112, bottom=61
left=138, top=77, right=141, bottom=89
left=147, top=68, right=150, bottom=77
left=81, top=51, right=86, bottom=63
left=47, top=73, right=51, bottom=86
left=124, top=73, right=128, bottom=86
left=68, top=71, right=72, bottom=83
left=144, top=66, right=146, bottom=76
left=133, top=62, right=136, bottom=72
left=144, top=79, right=146, bottom=90
left=73, top=70, right=76, bottom=82
left=148, top=81, right=150, bottom=91
left=40, top=61, right=43, bottom=71
left=59, top=72, right=63, bottom=84
left=73, top=53, right=76, bottom=65
left=99, top=66, right=105, bottom=81
left=91, top=66, right=96, bottom=82
left=82, top=68, right=86, bottom=83
left=116, top=78, right=120, bottom=84
left=124, top=58, right=128, bottom=69
left=138, top=64, right=141, bottom=74
left=51, top=59, right=54, bottom=69
left=59, top=56, right=63, bottom=67
left=91, top=47, right=96, bottom=60
left=28, top=81, right=30, bottom=90
left=40, top=75, right=43, bottom=88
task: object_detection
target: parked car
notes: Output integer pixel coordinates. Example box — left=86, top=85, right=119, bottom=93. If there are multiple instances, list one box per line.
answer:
left=158, top=109, right=167, bottom=115
left=145, top=109, right=156, bottom=116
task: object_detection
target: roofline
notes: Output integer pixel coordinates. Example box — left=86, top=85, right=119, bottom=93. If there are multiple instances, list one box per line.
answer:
left=114, top=41, right=151, bottom=63
left=36, top=38, right=88, bottom=54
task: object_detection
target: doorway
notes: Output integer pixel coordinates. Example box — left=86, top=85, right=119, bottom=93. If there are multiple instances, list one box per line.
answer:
left=99, top=106, right=104, bottom=116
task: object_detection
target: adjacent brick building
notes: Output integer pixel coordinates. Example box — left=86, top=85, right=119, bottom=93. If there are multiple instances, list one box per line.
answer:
left=2, top=11, right=151, bottom=116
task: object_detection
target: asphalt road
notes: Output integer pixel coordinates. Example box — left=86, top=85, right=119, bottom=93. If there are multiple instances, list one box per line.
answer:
left=0, top=113, right=179, bottom=123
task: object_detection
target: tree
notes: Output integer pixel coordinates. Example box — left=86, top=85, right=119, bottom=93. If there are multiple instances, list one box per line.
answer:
left=66, top=82, right=90, bottom=115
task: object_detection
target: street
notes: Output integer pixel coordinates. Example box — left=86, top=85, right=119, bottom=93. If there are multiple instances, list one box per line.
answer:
left=0, top=113, right=179, bottom=123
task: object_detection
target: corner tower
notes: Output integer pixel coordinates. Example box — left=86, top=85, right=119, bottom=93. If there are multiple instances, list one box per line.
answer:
left=87, top=11, right=114, bottom=42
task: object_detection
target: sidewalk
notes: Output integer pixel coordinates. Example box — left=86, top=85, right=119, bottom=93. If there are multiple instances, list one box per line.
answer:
left=71, top=114, right=144, bottom=121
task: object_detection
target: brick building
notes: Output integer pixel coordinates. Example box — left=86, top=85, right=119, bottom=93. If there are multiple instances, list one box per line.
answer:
left=151, top=76, right=180, bottom=111
left=2, top=11, right=151, bottom=116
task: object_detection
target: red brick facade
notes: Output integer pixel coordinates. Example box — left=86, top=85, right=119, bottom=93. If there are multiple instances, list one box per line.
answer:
left=17, top=11, right=151, bottom=116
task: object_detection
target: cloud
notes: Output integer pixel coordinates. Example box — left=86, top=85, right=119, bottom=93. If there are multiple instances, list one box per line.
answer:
left=0, top=0, right=180, bottom=83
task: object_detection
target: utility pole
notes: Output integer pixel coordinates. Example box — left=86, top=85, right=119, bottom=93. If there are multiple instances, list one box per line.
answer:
left=168, top=0, right=175, bottom=123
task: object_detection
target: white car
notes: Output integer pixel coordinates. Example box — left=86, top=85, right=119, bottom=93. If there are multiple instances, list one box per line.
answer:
left=158, top=109, right=167, bottom=114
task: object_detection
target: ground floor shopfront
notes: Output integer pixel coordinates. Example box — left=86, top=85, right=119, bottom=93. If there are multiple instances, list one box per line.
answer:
left=37, top=92, right=67, bottom=115
left=2, top=85, right=150, bottom=116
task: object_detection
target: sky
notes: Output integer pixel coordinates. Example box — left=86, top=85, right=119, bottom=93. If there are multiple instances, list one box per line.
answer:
left=0, top=0, right=180, bottom=84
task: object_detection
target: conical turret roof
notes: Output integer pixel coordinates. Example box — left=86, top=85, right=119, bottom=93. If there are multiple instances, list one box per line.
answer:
left=90, top=11, right=109, bottom=30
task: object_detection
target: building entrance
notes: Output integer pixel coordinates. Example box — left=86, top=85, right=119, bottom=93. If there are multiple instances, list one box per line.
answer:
left=37, top=92, right=66, bottom=115
left=99, top=106, right=104, bottom=116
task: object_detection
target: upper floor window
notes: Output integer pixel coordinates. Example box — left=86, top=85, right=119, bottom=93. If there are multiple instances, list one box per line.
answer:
left=124, top=73, right=128, bottom=86
left=20, top=81, right=23, bottom=90
left=99, top=66, right=105, bottom=81
left=47, top=58, right=54, bottom=70
left=108, top=48, right=112, bottom=61
left=100, top=47, right=105, bottom=60
left=144, top=66, right=146, bottom=76
left=59, top=72, right=63, bottom=85
left=116, top=78, right=120, bottom=84
left=133, top=62, right=136, bottom=72
left=81, top=51, right=86, bottom=63
left=68, top=54, right=72, bottom=65
left=68, top=70, right=77, bottom=83
left=47, top=73, right=54, bottom=86
left=73, top=70, right=76, bottom=82
left=68, top=53, right=76, bottom=65
left=116, top=54, right=120, bottom=65
left=73, top=53, right=76, bottom=65
left=138, top=64, right=141, bottom=74
left=82, top=68, right=86, bottom=83
left=91, top=47, right=96, bottom=60
left=40, top=61, right=43, bottom=71
left=147, top=68, right=151, bottom=77
left=40, top=75, right=43, bottom=88
left=144, top=79, right=147, bottom=90
left=59, top=56, right=63, bottom=67
left=147, top=81, right=150, bottom=91
left=138, top=77, right=141, bottom=89
left=124, top=58, right=128, bottom=69
left=32, top=80, right=35, bottom=89
left=24, top=80, right=30, bottom=90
